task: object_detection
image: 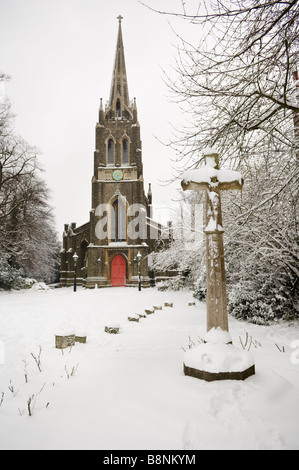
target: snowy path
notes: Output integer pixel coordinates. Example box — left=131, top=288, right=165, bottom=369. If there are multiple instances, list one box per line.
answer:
left=0, top=287, right=298, bottom=450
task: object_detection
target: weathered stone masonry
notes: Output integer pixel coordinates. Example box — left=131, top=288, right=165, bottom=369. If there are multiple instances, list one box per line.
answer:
left=59, top=17, right=170, bottom=288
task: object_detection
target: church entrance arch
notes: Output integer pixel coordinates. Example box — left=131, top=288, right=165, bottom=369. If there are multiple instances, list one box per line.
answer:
left=111, top=255, right=126, bottom=286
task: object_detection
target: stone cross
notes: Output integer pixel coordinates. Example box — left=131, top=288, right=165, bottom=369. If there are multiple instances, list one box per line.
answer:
left=181, top=148, right=243, bottom=333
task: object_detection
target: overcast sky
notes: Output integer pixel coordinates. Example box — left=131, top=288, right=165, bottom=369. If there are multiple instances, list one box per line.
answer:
left=0, top=0, right=200, bottom=235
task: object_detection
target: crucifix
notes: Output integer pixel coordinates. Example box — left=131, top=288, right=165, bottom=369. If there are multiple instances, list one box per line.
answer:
left=117, top=15, right=123, bottom=23
left=181, top=148, right=243, bottom=333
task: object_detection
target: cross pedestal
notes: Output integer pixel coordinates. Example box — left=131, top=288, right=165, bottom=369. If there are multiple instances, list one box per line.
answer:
left=181, top=148, right=255, bottom=381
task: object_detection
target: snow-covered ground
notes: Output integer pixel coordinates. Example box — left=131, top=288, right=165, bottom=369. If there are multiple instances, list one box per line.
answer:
left=0, top=286, right=298, bottom=450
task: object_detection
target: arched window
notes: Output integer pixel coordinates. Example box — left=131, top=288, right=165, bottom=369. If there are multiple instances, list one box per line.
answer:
left=111, top=198, right=126, bottom=242
left=122, top=139, right=129, bottom=165
left=107, top=139, right=114, bottom=165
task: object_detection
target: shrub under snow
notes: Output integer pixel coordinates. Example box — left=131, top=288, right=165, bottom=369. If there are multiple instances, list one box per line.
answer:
left=228, top=276, right=298, bottom=325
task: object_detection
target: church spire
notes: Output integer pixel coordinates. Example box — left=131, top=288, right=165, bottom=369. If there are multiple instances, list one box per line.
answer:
left=109, top=16, right=130, bottom=112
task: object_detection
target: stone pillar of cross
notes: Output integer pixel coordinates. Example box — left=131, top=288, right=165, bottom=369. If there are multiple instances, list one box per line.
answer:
left=181, top=148, right=243, bottom=333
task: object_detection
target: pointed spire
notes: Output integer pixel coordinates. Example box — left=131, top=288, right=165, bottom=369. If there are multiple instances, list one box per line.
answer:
left=99, top=98, right=104, bottom=124
left=109, top=16, right=130, bottom=111
left=133, top=97, right=138, bottom=121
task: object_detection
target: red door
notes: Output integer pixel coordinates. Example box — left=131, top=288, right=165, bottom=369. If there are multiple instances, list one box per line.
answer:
left=111, top=255, right=126, bottom=286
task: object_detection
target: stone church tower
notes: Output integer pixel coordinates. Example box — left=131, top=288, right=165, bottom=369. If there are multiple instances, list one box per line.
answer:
left=59, top=17, right=171, bottom=288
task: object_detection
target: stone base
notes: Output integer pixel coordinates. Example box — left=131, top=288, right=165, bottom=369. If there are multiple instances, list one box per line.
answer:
left=184, top=363, right=255, bottom=382
left=183, top=336, right=255, bottom=382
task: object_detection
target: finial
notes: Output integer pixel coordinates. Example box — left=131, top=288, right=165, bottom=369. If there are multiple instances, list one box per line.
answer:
left=117, top=15, right=123, bottom=23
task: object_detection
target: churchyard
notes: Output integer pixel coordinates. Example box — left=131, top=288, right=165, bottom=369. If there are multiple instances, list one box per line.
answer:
left=0, top=285, right=298, bottom=450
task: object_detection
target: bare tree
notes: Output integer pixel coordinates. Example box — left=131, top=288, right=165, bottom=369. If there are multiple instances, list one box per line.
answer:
left=0, top=76, right=60, bottom=286
left=144, top=0, right=298, bottom=168
left=147, top=1, right=299, bottom=321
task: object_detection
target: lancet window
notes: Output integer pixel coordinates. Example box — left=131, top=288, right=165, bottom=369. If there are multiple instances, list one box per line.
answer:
left=122, top=139, right=129, bottom=165
left=107, top=138, right=114, bottom=165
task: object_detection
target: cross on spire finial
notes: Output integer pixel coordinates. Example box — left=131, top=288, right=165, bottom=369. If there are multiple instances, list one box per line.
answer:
left=117, top=15, right=123, bottom=23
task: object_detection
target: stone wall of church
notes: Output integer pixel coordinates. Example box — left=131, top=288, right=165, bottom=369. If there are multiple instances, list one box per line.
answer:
left=59, top=222, right=90, bottom=287
left=94, top=118, right=142, bottom=178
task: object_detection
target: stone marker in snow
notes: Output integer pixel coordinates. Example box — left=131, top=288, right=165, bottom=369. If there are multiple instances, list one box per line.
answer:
left=145, top=309, right=154, bottom=315
left=128, top=314, right=140, bottom=322
left=55, top=334, right=75, bottom=349
left=137, top=312, right=147, bottom=319
left=75, top=335, right=87, bottom=344
left=181, top=148, right=255, bottom=381
left=104, top=323, right=121, bottom=334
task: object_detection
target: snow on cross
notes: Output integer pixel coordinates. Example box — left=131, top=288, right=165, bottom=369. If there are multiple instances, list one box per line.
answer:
left=181, top=147, right=243, bottom=333
left=181, top=148, right=255, bottom=381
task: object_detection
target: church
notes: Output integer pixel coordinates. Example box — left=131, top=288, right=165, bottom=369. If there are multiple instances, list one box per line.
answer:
left=59, top=16, right=172, bottom=288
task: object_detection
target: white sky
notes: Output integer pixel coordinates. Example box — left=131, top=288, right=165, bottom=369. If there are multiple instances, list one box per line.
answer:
left=0, top=0, right=201, bottom=236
